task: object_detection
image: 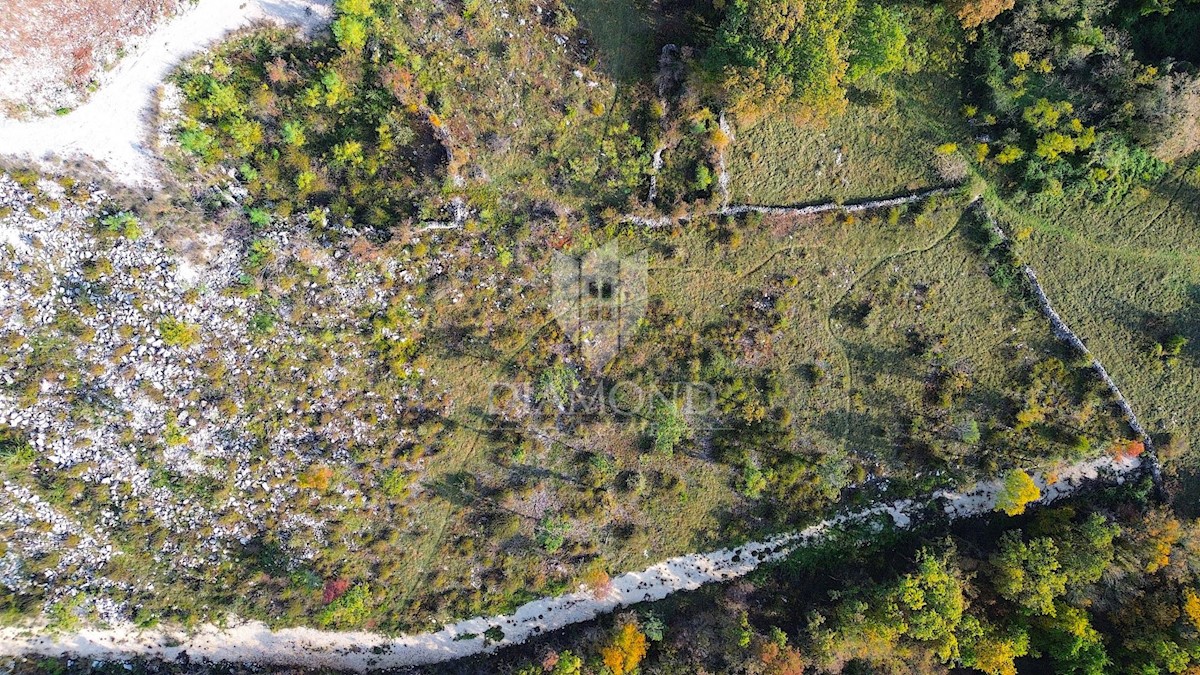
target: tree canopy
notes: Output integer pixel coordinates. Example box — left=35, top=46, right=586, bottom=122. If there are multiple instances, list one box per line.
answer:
left=708, top=0, right=912, bottom=116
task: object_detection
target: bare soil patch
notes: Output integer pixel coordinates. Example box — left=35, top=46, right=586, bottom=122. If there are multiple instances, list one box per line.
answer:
left=0, top=0, right=180, bottom=116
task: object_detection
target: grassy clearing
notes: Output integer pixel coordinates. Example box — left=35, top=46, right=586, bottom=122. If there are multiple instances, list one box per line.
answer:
left=566, top=0, right=661, bottom=82
left=647, top=195, right=978, bottom=463
left=727, top=72, right=966, bottom=204
left=993, top=156, right=1200, bottom=468
left=834, top=218, right=1130, bottom=481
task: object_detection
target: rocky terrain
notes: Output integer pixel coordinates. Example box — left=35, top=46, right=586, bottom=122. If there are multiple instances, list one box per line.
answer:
left=0, top=170, right=452, bottom=623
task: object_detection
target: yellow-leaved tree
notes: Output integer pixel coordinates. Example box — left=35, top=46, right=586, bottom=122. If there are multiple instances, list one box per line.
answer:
left=601, top=622, right=648, bottom=675
left=995, top=469, right=1040, bottom=516
left=1184, top=589, right=1200, bottom=632
left=946, top=0, right=1016, bottom=28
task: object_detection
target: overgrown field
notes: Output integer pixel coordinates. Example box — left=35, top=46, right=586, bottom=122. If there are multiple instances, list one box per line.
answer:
left=0, top=0, right=1186, bottom=645
left=989, top=156, right=1200, bottom=472
left=0, top=167, right=1138, bottom=634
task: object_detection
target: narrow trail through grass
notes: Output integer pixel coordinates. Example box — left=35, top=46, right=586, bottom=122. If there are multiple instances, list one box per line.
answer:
left=821, top=201, right=972, bottom=451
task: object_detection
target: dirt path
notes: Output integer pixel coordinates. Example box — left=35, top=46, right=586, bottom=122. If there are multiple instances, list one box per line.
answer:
left=0, top=451, right=1143, bottom=670
left=0, top=0, right=331, bottom=186
left=0, top=0, right=182, bottom=116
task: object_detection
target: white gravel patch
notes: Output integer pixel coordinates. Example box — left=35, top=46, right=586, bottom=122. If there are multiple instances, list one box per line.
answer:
left=0, top=0, right=332, bottom=186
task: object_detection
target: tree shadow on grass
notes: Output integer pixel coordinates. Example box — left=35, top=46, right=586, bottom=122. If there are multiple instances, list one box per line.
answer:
left=817, top=408, right=894, bottom=463
left=565, top=0, right=660, bottom=82
left=1113, top=284, right=1200, bottom=367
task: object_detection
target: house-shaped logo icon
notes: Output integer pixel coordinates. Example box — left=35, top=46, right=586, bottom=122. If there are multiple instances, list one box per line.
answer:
left=550, top=240, right=647, bottom=370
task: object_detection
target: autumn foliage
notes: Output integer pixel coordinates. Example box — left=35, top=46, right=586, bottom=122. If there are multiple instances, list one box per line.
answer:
left=945, top=0, right=1015, bottom=28
left=757, top=640, right=807, bottom=674
left=298, top=464, right=335, bottom=491
left=601, top=622, right=648, bottom=675
left=580, top=565, right=612, bottom=599
left=1185, top=589, right=1200, bottom=632
left=995, top=469, right=1041, bottom=516
left=1110, top=439, right=1146, bottom=461
left=1143, top=511, right=1181, bottom=573
left=322, top=578, right=351, bottom=604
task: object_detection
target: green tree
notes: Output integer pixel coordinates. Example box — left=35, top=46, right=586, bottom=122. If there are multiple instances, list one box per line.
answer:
left=281, top=120, right=306, bottom=147
left=1055, top=512, right=1119, bottom=587
left=178, top=127, right=214, bottom=156
left=158, top=317, right=201, bottom=348
left=848, top=4, right=908, bottom=82
left=651, top=399, right=689, bottom=456
left=536, top=364, right=578, bottom=410
left=812, top=549, right=966, bottom=668
left=99, top=211, right=142, bottom=239
left=333, top=16, right=368, bottom=52
left=335, top=0, right=373, bottom=17
left=959, top=419, right=981, bottom=444
left=1034, top=603, right=1110, bottom=674
left=536, top=516, right=569, bottom=553
left=317, top=584, right=371, bottom=627
left=0, top=425, right=34, bottom=469
left=989, top=531, right=1067, bottom=616
left=886, top=550, right=966, bottom=661
left=551, top=651, right=583, bottom=674
left=332, top=140, right=364, bottom=167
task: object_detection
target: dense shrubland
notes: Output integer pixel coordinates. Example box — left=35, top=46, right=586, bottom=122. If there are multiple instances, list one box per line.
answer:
left=175, top=0, right=661, bottom=236
left=177, top=25, right=445, bottom=232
